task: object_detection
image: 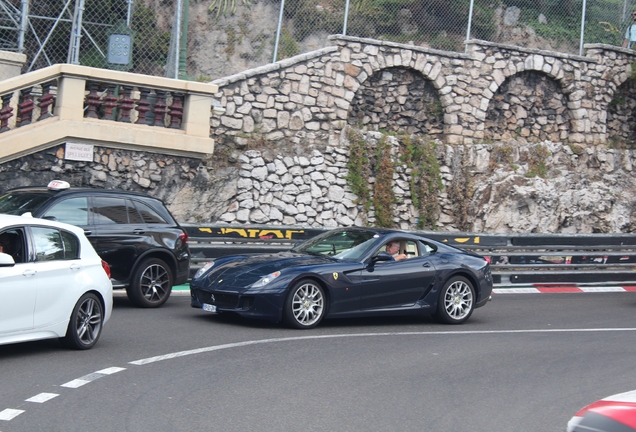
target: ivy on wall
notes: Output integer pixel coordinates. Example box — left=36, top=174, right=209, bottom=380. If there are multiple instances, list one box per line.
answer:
left=399, top=134, right=443, bottom=230
left=373, top=136, right=396, bottom=228
left=346, top=129, right=443, bottom=229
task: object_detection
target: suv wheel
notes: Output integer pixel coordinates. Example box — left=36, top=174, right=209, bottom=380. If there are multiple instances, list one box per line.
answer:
left=127, top=258, right=173, bottom=308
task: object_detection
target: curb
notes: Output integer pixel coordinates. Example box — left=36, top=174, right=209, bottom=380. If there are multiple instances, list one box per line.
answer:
left=493, top=284, right=636, bottom=294
left=172, top=284, right=636, bottom=294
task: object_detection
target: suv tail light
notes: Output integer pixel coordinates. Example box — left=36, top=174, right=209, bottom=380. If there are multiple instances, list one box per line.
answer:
left=179, top=231, right=189, bottom=244
left=101, top=260, right=111, bottom=278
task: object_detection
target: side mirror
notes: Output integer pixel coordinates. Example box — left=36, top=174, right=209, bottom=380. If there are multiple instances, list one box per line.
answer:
left=0, top=252, right=15, bottom=267
left=371, top=251, right=393, bottom=263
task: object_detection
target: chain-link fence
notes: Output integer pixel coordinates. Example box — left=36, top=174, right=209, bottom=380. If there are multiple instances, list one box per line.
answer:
left=1, top=0, right=636, bottom=83
left=0, top=0, right=176, bottom=81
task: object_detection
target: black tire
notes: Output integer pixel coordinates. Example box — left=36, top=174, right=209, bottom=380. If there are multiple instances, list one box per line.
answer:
left=283, top=279, right=326, bottom=329
left=434, top=276, right=475, bottom=324
left=60, top=293, right=104, bottom=350
left=126, top=258, right=173, bottom=308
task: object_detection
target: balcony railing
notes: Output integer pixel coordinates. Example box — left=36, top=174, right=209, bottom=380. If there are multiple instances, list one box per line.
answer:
left=0, top=64, right=219, bottom=163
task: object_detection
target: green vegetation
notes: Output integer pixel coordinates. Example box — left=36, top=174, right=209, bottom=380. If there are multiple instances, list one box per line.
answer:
left=346, top=129, right=443, bottom=229
left=204, top=0, right=252, bottom=19
left=346, top=129, right=372, bottom=224
left=526, top=144, right=550, bottom=178
left=373, top=136, right=396, bottom=228
left=400, top=134, right=443, bottom=230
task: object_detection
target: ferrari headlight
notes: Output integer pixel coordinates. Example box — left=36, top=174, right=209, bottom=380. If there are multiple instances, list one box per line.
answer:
left=251, top=271, right=281, bottom=288
left=194, top=261, right=215, bottom=279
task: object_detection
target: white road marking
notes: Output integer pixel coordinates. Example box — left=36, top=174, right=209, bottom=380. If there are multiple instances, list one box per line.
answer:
left=61, top=367, right=126, bottom=388
left=492, top=288, right=540, bottom=294
left=129, top=327, right=636, bottom=366
left=25, top=393, right=59, bottom=403
left=95, top=367, right=126, bottom=375
left=580, top=286, right=628, bottom=292
left=61, top=379, right=91, bottom=388
left=0, top=409, right=24, bottom=421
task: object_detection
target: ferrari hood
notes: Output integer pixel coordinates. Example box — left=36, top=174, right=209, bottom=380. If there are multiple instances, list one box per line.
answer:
left=199, top=252, right=335, bottom=290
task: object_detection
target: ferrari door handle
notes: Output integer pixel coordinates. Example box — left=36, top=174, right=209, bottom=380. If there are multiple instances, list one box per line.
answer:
left=422, top=262, right=431, bottom=267
left=83, top=230, right=92, bottom=236
left=133, top=229, right=145, bottom=234
left=69, top=263, right=81, bottom=271
left=22, top=269, right=36, bottom=277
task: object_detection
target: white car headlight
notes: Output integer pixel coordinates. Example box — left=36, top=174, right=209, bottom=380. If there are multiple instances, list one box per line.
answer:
left=194, top=261, right=215, bottom=279
left=251, top=271, right=281, bottom=288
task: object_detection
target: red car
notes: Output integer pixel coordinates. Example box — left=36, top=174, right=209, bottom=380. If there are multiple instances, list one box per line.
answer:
left=568, top=389, right=636, bottom=431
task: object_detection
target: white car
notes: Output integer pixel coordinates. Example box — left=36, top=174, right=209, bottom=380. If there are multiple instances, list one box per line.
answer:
left=0, top=214, right=112, bottom=350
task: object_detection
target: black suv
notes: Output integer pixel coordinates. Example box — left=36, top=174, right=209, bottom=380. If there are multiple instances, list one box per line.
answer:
left=0, top=180, right=190, bottom=308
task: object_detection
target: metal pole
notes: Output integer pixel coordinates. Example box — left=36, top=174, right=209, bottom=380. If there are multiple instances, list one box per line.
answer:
left=272, top=0, right=285, bottom=63
left=67, top=0, right=85, bottom=64
left=179, top=0, right=189, bottom=79
left=343, top=0, right=349, bottom=35
left=579, top=0, right=587, bottom=56
left=127, top=0, right=133, bottom=27
left=173, top=0, right=182, bottom=79
left=465, top=0, right=474, bottom=52
left=18, top=0, right=29, bottom=53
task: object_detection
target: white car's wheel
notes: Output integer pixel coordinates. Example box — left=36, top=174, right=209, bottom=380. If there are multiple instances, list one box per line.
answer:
left=60, top=293, right=104, bottom=350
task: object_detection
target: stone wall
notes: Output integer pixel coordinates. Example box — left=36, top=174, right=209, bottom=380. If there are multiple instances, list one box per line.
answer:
left=210, top=36, right=636, bottom=147
left=2, top=132, right=635, bottom=233
left=485, top=71, right=571, bottom=142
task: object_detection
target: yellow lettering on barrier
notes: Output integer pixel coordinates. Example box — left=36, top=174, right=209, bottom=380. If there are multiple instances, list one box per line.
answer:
left=199, top=227, right=212, bottom=233
left=220, top=228, right=248, bottom=237
left=258, top=230, right=284, bottom=239
left=285, top=230, right=305, bottom=239
left=454, top=238, right=469, bottom=243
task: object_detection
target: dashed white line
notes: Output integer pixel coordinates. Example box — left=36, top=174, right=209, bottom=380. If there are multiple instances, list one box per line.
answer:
left=61, top=378, right=91, bottom=389
left=25, top=393, right=59, bottom=403
left=0, top=408, right=24, bottom=421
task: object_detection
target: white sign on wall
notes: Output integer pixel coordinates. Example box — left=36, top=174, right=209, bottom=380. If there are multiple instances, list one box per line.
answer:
left=65, top=143, right=94, bottom=162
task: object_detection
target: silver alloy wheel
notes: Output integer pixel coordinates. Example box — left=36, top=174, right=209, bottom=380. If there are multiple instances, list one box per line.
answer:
left=140, top=263, right=171, bottom=302
left=443, top=279, right=474, bottom=320
left=74, top=296, right=102, bottom=346
left=291, top=282, right=324, bottom=327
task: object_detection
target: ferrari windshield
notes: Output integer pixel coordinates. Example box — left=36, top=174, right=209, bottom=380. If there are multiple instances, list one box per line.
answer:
left=294, top=229, right=379, bottom=261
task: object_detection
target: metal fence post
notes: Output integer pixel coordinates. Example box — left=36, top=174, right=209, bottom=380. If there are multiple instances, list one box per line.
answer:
left=272, top=0, right=285, bottom=63
left=465, top=0, right=475, bottom=52
left=343, top=0, right=350, bottom=35
left=580, top=0, right=587, bottom=56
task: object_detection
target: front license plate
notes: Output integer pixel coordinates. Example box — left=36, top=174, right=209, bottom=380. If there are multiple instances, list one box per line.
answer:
left=202, top=303, right=217, bottom=312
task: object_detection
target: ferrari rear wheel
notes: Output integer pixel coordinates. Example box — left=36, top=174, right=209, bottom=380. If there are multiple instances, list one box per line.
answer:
left=435, top=276, right=475, bottom=324
left=284, top=279, right=325, bottom=329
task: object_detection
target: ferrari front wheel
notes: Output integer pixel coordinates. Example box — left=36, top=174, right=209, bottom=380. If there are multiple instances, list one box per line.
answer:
left=435, top=276, right=475, bottom=324
left=283, top=279, right=325, bottom=329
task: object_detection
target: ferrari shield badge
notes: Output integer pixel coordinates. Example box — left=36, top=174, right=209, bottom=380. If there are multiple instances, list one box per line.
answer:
left=333, top=272, right=339, bottom=280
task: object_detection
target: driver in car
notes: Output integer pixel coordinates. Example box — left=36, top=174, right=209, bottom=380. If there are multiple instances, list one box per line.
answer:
left=385, top=241, right=407, bottom=261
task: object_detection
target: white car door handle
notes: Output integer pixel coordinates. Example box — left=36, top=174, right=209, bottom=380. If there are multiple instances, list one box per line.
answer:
left=22, top=269, right=36, bottom=277
left=70, top=264, right=81, bottom=271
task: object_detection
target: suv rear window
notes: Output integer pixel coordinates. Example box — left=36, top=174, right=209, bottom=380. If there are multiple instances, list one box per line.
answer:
left=133, top=200, right=168, bottom=224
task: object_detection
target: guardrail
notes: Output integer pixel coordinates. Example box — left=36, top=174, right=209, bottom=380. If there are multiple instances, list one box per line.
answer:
left=182, top=224, right=636, bottom=287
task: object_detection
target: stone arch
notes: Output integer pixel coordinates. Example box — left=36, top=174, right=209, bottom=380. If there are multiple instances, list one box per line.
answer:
left=484, top=70, right=571, bottom=142
left=347, top=66, right=444, bottom=137
left=606, top=78, right=636, bottom=145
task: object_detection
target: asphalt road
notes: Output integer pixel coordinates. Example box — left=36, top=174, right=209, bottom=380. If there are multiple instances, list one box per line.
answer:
left=1, top=290, right=635, bottom=432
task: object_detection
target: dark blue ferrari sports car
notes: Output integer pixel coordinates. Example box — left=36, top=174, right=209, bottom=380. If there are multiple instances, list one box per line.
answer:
left=190, top=228, right=493, bottom=329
